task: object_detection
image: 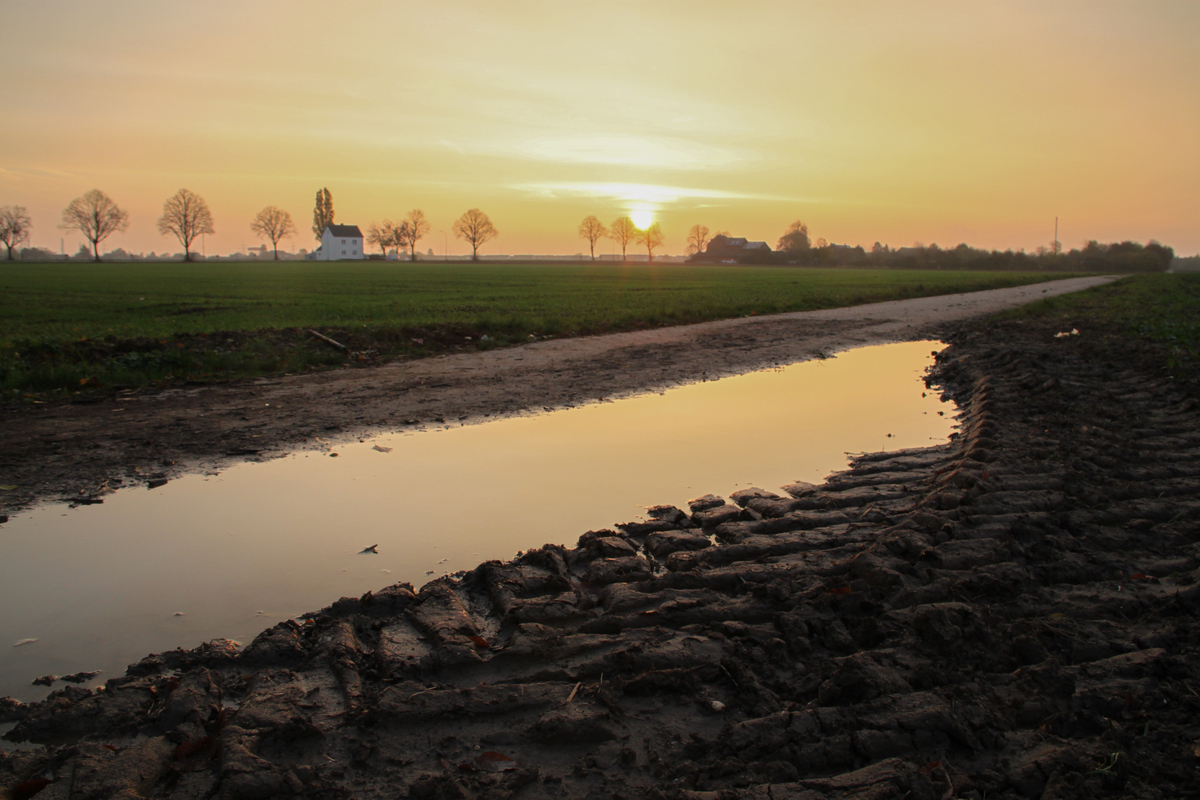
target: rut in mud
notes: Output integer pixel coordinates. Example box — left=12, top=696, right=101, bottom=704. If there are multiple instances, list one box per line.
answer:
left=3, top=317, right=1200, bottom=800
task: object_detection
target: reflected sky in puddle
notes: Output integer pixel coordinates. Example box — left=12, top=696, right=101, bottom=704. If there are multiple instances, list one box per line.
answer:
left=0, top=340, right=953, bottom=701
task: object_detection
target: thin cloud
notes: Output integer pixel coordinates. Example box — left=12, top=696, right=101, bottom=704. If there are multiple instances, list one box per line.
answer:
left=510, top=181, right=811, bottom=205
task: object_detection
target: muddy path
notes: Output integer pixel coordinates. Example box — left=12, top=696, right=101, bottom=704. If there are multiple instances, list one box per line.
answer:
left=4, top=276, right=1200, bottom=798
left=0, top=276, right=1114, bottom=518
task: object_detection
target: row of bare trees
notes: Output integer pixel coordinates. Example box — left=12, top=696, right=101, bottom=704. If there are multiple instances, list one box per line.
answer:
left=364, top=207, right=497, bottom=261
left=366, top=210, right=432, bottom=261
left=55, top=188, right=216, bottom=262
left=576, top=215, right=665, bottom=262
left=2, top=189, right=218, bottom=262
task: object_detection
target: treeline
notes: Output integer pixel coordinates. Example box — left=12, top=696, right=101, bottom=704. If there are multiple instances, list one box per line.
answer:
left=718, top=238, right=1176, bottom=272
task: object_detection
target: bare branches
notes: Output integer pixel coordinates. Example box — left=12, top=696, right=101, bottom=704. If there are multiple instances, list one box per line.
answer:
left=60, top=190, right=129, bottom=262
left=452, top=209, right=497, bottom=261
left=402, top=210, right=430, bottom=261
left=0, top=206, right=33, bottom=261
left=634, top=222, right=665, bottom=263
left=157, top=188, right=215, bottom=261
left=686, top=224, right=710, bottom=257
left=251, top=206, right=295, bottom=260
left=609, top=216, right=637, bottom=261
left=578, top=216, right=607, bottom=260
left=367, top=221, right=395, bottom=256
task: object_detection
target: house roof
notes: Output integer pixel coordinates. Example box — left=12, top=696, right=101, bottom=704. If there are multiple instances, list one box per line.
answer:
left=706, top=235, right=770, bottom=252
left=326, top=224, right=363, bottom=238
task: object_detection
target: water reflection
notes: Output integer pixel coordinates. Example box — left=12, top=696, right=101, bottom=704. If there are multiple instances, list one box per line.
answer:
left=0, top=341, right=952, bottom=701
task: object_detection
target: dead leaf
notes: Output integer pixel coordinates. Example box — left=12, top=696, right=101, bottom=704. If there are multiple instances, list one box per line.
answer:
left=372, top=444, right=392, bottom=453
left=0, top=485, right=16, bottom=491
left=468, top=635, right=490, bottom=649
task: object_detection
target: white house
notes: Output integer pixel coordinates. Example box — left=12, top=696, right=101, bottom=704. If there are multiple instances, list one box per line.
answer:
left=307, top=224, right=365, bottom=260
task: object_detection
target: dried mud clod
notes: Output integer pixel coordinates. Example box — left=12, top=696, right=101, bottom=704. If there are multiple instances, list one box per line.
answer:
left=4, top=320, right=1200, bottom=799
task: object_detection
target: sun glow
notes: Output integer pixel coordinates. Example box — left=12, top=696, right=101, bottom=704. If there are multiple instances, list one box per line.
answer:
left=630, top=208, right=655, bottom=229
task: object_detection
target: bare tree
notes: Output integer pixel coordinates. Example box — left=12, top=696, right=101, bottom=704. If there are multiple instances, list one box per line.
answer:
left=0, top=206, right=33, bottom=261
left=367, top=221, right=395, bottom=256
left=392, top=221, right=413, bottom=258
left=636, top=222, right=665, bottom=262
left=609, top=216, right=637, bottom=261
left=400, top=209, right=430, bottom=261
left=312, top=187, right=334, bottom=241
left=60, top=190, right=129, bottom=262
left=686, top=224, right=710, bottom=257
left=577, top=215, right=607, bottom=261
left=157, top=188, right=215, bottom=261
left=452, top=209, right=497, bottom=261
left=251, top=206, right=295, bottom=260
left=777, top=220, right=810, bottom=253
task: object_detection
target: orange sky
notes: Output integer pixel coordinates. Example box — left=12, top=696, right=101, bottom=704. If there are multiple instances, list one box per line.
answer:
left=3, top=1, right=1198, bottom=257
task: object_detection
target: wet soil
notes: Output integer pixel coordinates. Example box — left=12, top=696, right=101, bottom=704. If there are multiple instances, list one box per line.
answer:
left=6, top=275, right=1200, bottom=799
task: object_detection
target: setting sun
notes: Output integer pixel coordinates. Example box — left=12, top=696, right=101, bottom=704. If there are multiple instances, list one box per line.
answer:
left=630, top=209, right=655, bottom=229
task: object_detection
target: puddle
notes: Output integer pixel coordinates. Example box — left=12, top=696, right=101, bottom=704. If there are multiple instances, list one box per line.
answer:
left=0, top=340, right=953, bottom=702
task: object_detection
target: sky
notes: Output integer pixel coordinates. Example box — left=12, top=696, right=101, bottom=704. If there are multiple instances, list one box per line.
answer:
left=2, top=0, right=1198, bottom=257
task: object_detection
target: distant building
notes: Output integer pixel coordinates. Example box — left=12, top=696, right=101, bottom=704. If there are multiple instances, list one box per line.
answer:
left=703, top=235, right=771, bottom=261
left=307, top=225, right=365, bottom=260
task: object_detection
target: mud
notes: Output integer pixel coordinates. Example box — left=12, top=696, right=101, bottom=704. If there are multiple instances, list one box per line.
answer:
left=4, top=284, right=1200, bottom=799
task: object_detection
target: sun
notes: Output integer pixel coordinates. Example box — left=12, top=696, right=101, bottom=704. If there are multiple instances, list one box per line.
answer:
left=630, top=208, right=655, bottom=229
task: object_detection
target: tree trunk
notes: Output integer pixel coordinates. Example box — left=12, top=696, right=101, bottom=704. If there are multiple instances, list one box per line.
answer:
left=92, top=239, right=101, bottom=262
left=273, top=244, right=280, bottom=260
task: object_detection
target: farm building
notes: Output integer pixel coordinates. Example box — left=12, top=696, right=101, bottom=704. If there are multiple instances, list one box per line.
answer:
left=308, top=225, right=365, bottom=260
left=703, top=235, right=771, bottom=261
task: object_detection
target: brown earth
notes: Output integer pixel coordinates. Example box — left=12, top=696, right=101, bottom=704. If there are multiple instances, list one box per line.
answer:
left=5, top=275, right=1200, bottom=799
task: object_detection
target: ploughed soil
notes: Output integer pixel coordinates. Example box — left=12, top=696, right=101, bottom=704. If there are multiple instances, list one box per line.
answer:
left=5, top=275, right=1200, bottom=799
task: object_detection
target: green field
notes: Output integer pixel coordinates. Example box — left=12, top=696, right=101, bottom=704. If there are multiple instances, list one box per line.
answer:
left=0, top=261, right=1069, bottom=395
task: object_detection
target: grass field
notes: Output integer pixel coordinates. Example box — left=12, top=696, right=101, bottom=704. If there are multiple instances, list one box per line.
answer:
left=0, top=261, right=1069, bottom=395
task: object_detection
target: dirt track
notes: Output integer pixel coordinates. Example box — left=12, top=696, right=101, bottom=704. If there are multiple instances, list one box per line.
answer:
left=0, top=276, right=1115, bottom=517
left=5, top=274, right=1200, bottom=799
